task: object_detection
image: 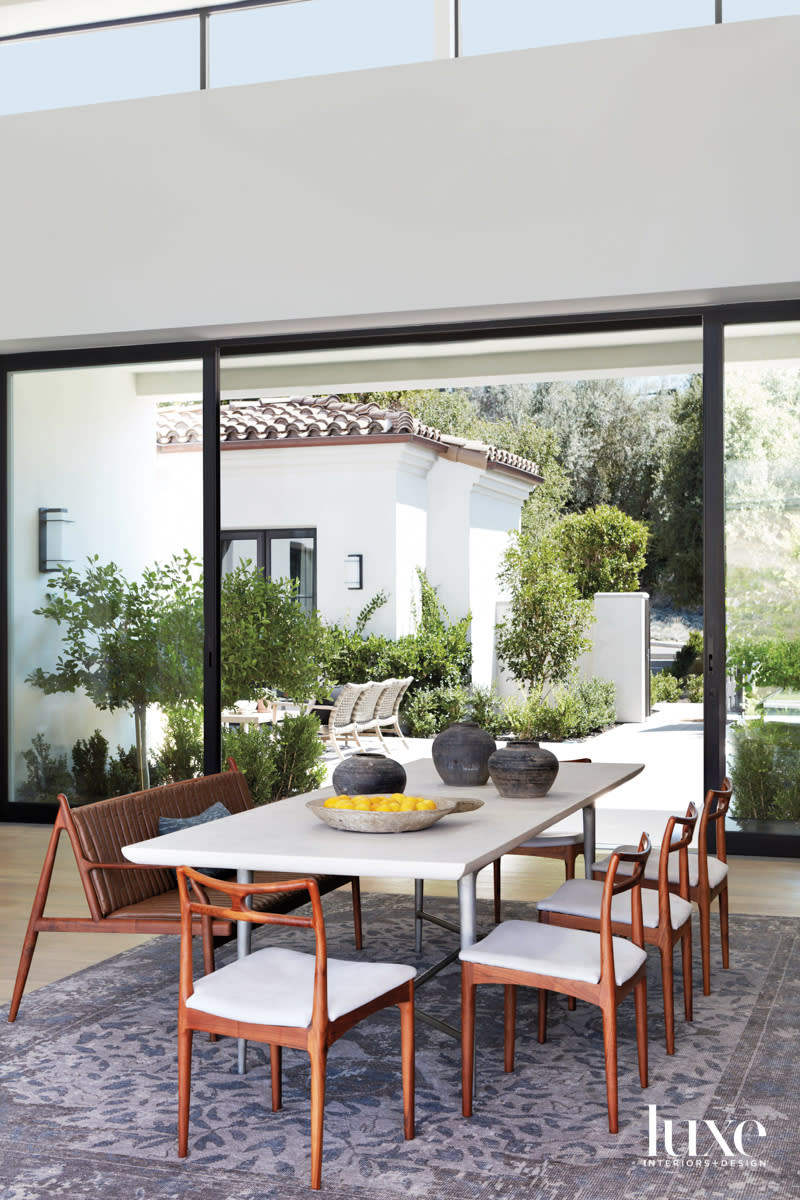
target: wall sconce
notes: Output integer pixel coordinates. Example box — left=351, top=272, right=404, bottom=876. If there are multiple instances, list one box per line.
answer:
left=344, top=553, right=363, bottom=590
left=39, top=507, right=74, bottom=573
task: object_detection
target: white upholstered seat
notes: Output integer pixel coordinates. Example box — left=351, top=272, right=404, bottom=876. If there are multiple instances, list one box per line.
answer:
left=538, top=878, right=693, bottom=931
left=187, top=945, right=415, bottom=1026
left=459, top=917, right=647, bottom=987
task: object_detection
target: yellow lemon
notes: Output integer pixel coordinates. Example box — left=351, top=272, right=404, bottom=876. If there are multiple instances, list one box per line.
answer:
left=323, top=797, right=340, bottom=808
left=334, top=797, right=355, bottom=809
left=415, top=798, right=437, bottom=811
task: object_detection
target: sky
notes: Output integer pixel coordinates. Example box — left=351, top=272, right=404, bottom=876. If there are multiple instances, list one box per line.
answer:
left=1, top=0, right=798, bottom=116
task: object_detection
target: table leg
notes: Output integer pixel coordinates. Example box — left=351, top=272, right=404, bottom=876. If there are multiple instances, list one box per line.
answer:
left=582, top=803, right=596, bottom=879
left=457, top=872, right=478, bottom=950
left=414, top=879, right=424, bottom=952
left=236, top=868, right=253, bottom=1075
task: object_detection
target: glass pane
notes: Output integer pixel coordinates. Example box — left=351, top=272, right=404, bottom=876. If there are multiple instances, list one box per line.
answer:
left=724, top=322, right=800, bottom=836
left=222, top=536, right=259, bottom=575
left=9, top=362, right=204, bottom=806
left=209, top=0, right=433, bottom=88
left=723, top=0, right=799, bottom=18
left=0, top=18, right=198, bottom=116
left=461, top=0, right=713, bottom=55
left=271, top=535, right=315, bottom=614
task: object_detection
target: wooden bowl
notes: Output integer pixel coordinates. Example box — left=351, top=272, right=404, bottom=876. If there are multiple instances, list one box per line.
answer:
left=306, top=797, right=461, bottom=834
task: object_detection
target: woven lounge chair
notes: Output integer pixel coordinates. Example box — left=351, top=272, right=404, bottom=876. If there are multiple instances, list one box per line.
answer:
left=374, top=676, right=413, bottom=747
left=320, top=682, right=370, bottom=760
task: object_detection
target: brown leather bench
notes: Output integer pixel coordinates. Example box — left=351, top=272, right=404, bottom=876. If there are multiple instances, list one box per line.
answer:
left=8, top=766, right=362, bottom=1021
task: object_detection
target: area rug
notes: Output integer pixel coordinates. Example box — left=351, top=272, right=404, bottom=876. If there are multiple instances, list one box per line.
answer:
left=1, top=895, right=798, bottom=1200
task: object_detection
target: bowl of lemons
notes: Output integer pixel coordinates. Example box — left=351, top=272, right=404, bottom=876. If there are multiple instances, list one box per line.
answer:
left=307, top=792, right=462, bottom=833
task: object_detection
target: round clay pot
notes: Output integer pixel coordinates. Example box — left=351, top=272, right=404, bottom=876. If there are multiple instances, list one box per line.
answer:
left=332, top=752, right=407, bottom=796
left=431, top=721, right=496, bottom=786
left=488, top=740, right=559, bottom=797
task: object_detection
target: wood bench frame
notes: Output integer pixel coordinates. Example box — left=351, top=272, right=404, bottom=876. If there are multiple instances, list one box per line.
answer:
left=8, top=766, right=362, bottom=1022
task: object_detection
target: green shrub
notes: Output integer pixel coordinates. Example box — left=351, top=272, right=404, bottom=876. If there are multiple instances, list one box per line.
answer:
left=466, top=685, right=507, bottom=739
left=671, top=630, right=703, bottom=679
left=502, top=678, right=616, bottom=742
left=727, top=636, right=800, bottom=693
left=106, top=744, right=165, bottom=797
left=651, top=671, right=682, bottom=704
left=557, top=505, right=649, bottom=598
left=402, top=684, right=470, bottom=739
left=16, top=734, right=73, bottom=804
left=729, top=718, right=800, bottom=822
left=321, top=571, right=472, bottom=697
left=223, top=713, right=325, bottom=806
left=684, top=672, right=704, bottom=702
left=159, top=702, right=203, bottom=782
left=71, top=729, right=110, bottom=800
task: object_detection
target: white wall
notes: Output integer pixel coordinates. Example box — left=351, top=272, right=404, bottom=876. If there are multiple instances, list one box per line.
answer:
left=577, top=593, right=650, bottom=723
left=0, top=18, right=798, bottom=353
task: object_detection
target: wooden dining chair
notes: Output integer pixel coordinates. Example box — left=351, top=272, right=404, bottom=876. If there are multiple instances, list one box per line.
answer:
left=593, top=779, right=732, bottom=996
left=539, top=804, right=697, bottom=1054
left=461, top=834, right=651, bottom=1134
left=175, top=868, right=415, bottom=1191
left=492, top=758, right=592, bottom=923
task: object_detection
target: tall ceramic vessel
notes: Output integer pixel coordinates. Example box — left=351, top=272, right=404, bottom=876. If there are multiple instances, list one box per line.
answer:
left=431, top=721, right=496, bottom=786
left=488, top=740, right=559, bottom=797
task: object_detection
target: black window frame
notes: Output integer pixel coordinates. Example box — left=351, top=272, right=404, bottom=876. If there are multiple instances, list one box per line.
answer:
left=221, top=526, right=317, bottom=613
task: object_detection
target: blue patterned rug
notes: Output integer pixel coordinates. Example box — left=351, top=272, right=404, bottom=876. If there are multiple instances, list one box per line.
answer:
left=1, top=893, right=798, bottom=1200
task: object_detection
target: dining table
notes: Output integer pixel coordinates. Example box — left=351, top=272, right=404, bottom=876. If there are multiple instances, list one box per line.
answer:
left=123, top=757, right=643, bottom=1053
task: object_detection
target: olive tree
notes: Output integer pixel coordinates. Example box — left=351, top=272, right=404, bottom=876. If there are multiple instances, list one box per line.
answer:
left=27, top=552, right=203, bottom=790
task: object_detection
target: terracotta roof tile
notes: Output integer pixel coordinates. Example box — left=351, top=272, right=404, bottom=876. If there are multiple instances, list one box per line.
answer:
left=156, top=396, right=541, bottom=479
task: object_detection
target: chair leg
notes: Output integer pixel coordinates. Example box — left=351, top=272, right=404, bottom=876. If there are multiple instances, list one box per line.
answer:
left=537, top=988, right=548, bottom=1044
left=659, top=943, right=676, bottom=1055
left=350, top=877, right=363, bottom=950
left=309, top=1045, right=327, bottom=1191
left=719, top=885, right=730, bottom=970
left=601, top=1004, right=619, bottom=1134
left=493, top=859, right=501, bottom=924
left=330, top=728, right=345, bottom=760
left=698, top=895, right=712, bottom=996
left=177, top=1026, right=193, bottom=1158
left=681, top=922, right=693, bottom=1022
left=270, top=1044, right=282, bottom=1111
left=634, top=976, right=648, bottom=1090
left=399, top=996, right=415, bottom=1140
left=392, top=717, right=409, bottom=748
left=564, top=847, right=579, bottom=880
left=504, top=984, right=517, bottom=1073
left=461, top=966, right=476, bottom=1117
left=8, top=819, right=63, bottom=1023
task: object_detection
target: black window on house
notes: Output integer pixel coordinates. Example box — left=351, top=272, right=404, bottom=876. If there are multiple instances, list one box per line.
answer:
left=221, top=528, right=316, bottom=614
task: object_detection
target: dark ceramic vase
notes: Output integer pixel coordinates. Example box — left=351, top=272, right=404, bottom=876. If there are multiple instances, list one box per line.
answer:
left=332, top=752, right=407, bottom=796
left=487, top=740, right=559, bottom=797
left=431, top=721, right=496, bottom=786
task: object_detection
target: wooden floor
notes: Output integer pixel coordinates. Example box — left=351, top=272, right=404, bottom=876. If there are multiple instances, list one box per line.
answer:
left=2, top=821, right=799, bottom=1006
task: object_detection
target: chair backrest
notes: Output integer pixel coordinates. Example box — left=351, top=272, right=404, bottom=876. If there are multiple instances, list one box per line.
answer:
left=328, top=682, right=368, bottom=728
left=67, top=769, right=253, bottom=916
left=392, top=676, right=414, bottom=715
left=375, top=677, right=402, bottom=720
left=657, top=802, right=698, bottom=919
left=177, top=867, right=330, bottom=1027
left=697, top=776, right=733, bottom=879
left=599, top=832, right=651, bottom=985
left=352, top=680, right=389, bottom=725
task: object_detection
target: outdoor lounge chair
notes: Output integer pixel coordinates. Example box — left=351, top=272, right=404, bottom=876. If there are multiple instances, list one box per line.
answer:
left=351, top=679, right=392, bottom=744
left=319, top=682, right=370, bottom=759
left=374, top=676, right=413, bottom=747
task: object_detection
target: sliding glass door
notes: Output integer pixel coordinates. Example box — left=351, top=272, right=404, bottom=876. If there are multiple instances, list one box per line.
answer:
left=723, top=320, right=800, bottom=850
left=6, top=358, right=204, bottom=815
